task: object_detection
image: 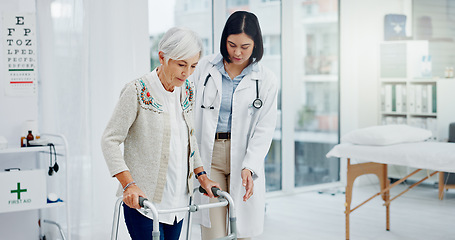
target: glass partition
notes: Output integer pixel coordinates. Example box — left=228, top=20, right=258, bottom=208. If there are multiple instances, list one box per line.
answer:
left=293, top=0, right=340, bottom=187
left=148, top=0, right=340, bottom=193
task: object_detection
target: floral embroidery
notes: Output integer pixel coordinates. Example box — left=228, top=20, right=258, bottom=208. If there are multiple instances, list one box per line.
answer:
left=181, top=79, right=194, bottom=111
left=136, top=79, right=163, bottom=112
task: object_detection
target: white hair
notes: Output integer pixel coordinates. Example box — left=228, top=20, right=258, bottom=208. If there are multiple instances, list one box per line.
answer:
left=158, top=27, right=203, bottom=64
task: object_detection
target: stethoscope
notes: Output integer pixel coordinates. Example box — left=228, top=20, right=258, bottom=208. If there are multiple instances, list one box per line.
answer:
left=200, top=73, right=263, bottom=110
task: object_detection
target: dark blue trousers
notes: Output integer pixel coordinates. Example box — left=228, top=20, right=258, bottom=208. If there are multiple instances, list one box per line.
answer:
left=123, top=204, right=183, bottom=240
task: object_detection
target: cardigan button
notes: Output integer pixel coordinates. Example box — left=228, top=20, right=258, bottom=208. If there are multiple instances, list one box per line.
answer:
left=190, top=129, right=194, bottom=135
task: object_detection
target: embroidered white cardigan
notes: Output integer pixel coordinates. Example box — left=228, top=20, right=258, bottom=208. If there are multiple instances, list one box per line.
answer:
left=101, top=72, right=203, bottom=203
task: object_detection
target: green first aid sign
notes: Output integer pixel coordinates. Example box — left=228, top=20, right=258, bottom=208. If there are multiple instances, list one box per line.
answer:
left=9, top=182, right=31, bottom=204
left=11, top=182, right=27, bottom=199
left=0, top=170, right=46, bottom=213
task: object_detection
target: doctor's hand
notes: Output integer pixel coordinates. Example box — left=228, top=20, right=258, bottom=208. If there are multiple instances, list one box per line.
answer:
left=123, top=184, right=146, bottom=209
left=241, top=169, right=254, bottom=201
left=198, top=174, right=221, bottom=198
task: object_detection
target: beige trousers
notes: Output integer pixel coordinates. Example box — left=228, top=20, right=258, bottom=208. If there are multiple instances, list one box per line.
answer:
left=201, top=139, right=250, bottom=240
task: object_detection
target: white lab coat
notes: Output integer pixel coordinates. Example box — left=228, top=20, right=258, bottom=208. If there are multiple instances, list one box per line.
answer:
left=190, top=54, right=278, bottom=238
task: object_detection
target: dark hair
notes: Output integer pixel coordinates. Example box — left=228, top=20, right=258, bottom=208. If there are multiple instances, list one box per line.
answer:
left=220, top=11, right=264, bottom=64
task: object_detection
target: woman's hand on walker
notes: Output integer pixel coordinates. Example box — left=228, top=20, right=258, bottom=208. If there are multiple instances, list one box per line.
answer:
left=123, top=184, right=146, bottom=209
left=241, top=169, right=254, bottom=201
left=198, top=175, right=221, bottom=198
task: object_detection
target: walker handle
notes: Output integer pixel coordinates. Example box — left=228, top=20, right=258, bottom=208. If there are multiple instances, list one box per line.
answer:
left=199, top=186, right=220, bottom=197
left=138, top=196, right=148, bottom=208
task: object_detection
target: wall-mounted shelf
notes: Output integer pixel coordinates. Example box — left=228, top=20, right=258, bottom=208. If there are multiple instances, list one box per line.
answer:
left=0, top=200, right=65, bottom=214
left=0, top=145, right=63, bottom=155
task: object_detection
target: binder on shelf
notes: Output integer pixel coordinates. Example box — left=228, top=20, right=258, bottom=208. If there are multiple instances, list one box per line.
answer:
left=384, top=116, right=398, bottom=124
left=421, top=84, right=428, bottom=113
left=426, top=84, right=433, bottom=114
left=409, top=117, right=426, bottom=129
left=401, top=85, right=407, bottom=113
left=396, top=84, right=402, bottom=113
left=408, top=84, right=415, bottom=113
left=385, top=84, right=392, bottom=112
left=381, top=86, right=386, bottom=112
left=415, top=84, right=422, bottom=113
left=392, top=84, right=397, bottom=112
left=408, top=117, right=416, bottom=127
left=432, top=84, right=437, bottom=113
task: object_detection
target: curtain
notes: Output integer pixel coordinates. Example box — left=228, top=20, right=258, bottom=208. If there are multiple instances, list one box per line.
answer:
left=36, top=0, right=150, bottom=239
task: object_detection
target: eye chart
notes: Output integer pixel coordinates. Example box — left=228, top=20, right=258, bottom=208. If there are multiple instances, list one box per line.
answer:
left=2, top=13, right=37, bottom=96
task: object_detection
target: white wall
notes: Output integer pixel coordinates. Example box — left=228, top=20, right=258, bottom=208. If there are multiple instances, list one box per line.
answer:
left=88, top=1, right=150, bottom=238
left=0, top=1, right=38, bottom=148
left=340, top=0, right=409, bottom=135
left=0, top=1, right=41, bottom=239
left=339, top=0, right=410, bottom=185
left=0, top=0, right=150, bottom=239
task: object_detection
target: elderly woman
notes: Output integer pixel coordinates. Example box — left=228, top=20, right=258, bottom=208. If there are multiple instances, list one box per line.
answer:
left=101, top=27, right=220, bottom=240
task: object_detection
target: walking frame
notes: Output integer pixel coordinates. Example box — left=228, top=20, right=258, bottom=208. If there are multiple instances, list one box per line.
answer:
left=111, top=187, right=237, bottom=240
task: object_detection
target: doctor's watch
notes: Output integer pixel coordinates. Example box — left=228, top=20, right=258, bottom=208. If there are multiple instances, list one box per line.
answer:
left=195, top=171, right=207, bottom=179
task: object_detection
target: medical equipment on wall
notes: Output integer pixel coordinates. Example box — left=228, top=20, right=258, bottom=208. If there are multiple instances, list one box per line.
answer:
left=47, top=143, right=59, bottom=176
left=201, top=73, right=263, bottom=110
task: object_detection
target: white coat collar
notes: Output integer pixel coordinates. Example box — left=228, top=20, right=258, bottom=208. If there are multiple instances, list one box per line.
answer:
left=207, top=53, right=261, bottom=93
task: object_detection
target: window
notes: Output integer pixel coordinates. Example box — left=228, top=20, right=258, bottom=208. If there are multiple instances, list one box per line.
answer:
left=225, top=0, right=283, bottom=192
left=148, top=0, right=340, bottom=194
left=291, top=0, right=340, bottom=187
left=264, top=35, right=281, bottom=56
left=227, top=0, right=249, bottom=8
left=183, top=0, right=210, bottom=12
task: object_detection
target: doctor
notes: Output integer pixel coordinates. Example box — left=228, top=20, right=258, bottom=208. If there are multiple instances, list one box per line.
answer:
left=191, top=11, right=278, bottom=240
